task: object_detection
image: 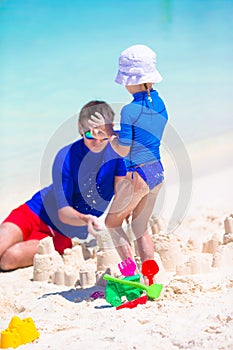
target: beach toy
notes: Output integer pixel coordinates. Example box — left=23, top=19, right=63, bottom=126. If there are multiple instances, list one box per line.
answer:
left=0, top=316, right=40, bottom=348
left=104, top=274, right=163, bottom=300
left=90, top=291, right=105, bottom=300
left=118, top=257, right=137, bottom=276
left=105, top=274, right=143, bottom=307
left=141, top=259, right=159, bottom=285
left=116, top=295, right=148, bottom=310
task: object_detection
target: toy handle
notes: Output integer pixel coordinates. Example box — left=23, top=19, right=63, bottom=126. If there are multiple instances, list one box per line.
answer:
left=147, top=275, right=154, bottom=285
left=103, top=274, right=147, bottom=291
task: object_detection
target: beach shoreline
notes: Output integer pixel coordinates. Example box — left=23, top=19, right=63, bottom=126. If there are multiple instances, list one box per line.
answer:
left=1, top=130, right=233, bottom=220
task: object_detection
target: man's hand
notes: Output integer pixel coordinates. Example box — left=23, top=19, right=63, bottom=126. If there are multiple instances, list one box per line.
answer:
left=85, top=214, right=102, bottom=237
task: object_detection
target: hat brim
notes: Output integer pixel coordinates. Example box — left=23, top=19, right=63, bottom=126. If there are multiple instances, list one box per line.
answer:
left=115, top=69, right=163, bottom=86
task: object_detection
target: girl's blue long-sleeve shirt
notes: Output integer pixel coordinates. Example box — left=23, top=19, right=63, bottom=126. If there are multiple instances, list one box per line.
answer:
left=118, top=89, right=168, bottom=169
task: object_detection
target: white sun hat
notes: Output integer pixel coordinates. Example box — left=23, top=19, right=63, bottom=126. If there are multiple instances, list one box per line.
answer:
left=115, top=44, right=163, bottom=86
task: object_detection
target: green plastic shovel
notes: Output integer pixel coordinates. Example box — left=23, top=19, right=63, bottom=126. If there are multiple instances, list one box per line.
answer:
left=103, top=274, right=163, bottom=299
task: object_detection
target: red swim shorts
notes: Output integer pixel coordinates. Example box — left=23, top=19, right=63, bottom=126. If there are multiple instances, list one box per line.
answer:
left=3, top=203, right=72, bottom=255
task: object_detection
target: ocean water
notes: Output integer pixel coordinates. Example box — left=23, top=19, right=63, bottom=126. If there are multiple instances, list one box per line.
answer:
left=0, top=0, right=233, bottom=218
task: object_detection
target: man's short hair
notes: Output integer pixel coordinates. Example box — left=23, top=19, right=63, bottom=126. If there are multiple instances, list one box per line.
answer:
left=79, top=100, right=115, bottom=127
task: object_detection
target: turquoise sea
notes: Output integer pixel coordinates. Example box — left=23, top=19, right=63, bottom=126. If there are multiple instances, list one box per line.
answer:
left=0, top=0, right=233, bottom=218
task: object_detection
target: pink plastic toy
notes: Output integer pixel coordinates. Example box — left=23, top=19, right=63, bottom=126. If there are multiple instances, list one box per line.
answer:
left=118, top=257, right=137, bottom=276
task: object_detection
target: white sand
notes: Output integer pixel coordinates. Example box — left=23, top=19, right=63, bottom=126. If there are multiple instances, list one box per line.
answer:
left=1, top=133, right=233, bottom=349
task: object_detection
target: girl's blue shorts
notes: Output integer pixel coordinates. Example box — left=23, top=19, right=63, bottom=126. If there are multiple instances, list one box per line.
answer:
left=127, top=161, right=164, bottom=191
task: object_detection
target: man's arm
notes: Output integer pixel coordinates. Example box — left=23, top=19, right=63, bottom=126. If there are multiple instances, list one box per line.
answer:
left=58, top=206, right=89, bottom=225
left=58, top=206, right=101, bottom=235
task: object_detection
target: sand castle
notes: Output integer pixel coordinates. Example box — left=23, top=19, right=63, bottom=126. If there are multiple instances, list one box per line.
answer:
left=95, top=229, right=122, bottom=285
left=176, top=214, right=233, bottom=275
left=33, top=237, right=84, bottom=287
left=223, top=215, right=233, bottom=244
left=32, top=214, right=233, bottom=287
left=202, top=233, right=221, bottom=254
left=211, top=215, right=233, bottom=268
left=212, top=243, right=233, bottom=268
left=33, top=237, right=64, bottom=282
left=176, top=253, right=213, bottom=275
left=150, top=213, right=233, bottom=276
left=33, top=231, right=121, bottom=288
left=224, top=215, right=233, bottom=234
left=0, top=316, right=39, bottom=349
left=152, top=232, right=185, bottom=272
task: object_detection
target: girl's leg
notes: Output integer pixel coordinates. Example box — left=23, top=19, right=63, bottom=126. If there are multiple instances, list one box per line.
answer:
left=106, top=227, right=134, bottom=262
left=131, top=182, right=163, bottom=262
left=105, top=172, right=149, bottom=261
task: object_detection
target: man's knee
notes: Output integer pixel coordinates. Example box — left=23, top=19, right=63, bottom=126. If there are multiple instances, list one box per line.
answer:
left=0, top=246, right=23, bottom=271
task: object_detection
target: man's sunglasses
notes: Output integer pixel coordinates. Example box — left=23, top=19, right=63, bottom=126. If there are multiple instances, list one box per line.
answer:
left=84, top=130, right=119, bottom=140
left=84, top=130, right=107, bottom=140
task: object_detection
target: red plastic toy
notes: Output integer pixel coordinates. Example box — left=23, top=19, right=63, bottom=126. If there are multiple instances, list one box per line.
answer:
left=116, top=295, right=148, bottom=310
left=141, top=259, right=159, bottom=285
left=104, top=258, right=162, bottom=309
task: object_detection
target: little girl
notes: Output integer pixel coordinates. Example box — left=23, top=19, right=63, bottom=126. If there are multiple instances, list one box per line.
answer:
left=89, top=44, right=168, bottom=269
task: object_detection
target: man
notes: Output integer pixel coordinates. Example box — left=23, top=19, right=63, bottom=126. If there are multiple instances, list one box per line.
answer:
left=0, top=101, right=126, bottom=271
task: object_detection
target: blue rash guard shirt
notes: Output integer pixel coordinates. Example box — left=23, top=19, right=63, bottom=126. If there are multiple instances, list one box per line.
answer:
left=26, top=139, right=126, bottom=239
left=118, top=89, right=168, bottom=169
